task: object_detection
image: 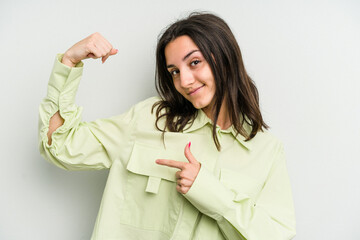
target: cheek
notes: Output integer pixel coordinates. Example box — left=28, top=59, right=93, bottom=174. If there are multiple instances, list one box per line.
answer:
left=205, top=76, right=216, bottom=93
left=173, top=80, right=178, bottom=91
left=173, top=80, right=184, bottom=95
left=201, top=66, right=215, bottom=88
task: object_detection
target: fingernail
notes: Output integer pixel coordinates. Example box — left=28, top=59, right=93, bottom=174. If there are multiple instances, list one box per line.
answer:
left=189, top=142, right=191, bottom=148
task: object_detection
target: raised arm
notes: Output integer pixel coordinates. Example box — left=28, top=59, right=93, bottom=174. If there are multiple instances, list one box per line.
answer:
left=46, top=33, right=118, bottom=145
left=39, top=33, right=132, bottom=171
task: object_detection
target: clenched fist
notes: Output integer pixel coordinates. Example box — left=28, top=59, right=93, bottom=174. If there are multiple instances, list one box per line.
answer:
left=62, top=32, right=118, bottom=67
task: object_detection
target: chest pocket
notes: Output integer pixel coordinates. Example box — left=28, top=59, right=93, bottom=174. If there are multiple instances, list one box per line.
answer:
left=126, top=141, right=185, bottom=194
left=120, top=141, right=187, bottom=236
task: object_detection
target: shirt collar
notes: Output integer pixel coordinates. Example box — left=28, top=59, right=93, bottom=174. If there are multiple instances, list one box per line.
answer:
left=183, top=109, right=252, bottom=150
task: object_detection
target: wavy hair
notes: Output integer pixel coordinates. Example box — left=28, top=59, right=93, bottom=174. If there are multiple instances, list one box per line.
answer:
left=152, top=12, right=268, bottom=150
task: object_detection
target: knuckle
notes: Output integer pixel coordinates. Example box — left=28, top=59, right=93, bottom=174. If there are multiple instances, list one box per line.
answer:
left=86, top=42, right=94, bottom=50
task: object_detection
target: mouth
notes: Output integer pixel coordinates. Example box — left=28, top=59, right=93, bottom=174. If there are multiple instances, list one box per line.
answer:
left=188, top=85, right=205, bottom=95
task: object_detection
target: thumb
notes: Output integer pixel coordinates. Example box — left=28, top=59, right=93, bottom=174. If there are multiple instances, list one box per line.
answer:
left=110, top=48, right=118, bottom=56
left=184, top=142, right=196, bottom=163
left=102, top=49, right=118, bottom=63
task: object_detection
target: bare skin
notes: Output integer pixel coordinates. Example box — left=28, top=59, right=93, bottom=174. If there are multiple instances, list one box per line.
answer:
left=156, top=142, right=200, bottom=194
left=164, top=35, right=231, bottom=130
left=47, top=32, right=118, bottom=145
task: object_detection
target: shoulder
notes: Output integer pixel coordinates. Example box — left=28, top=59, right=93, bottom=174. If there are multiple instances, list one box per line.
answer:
left=249, top=128, right=284, bottom=152
left=130, top=96, right=166, bottom=131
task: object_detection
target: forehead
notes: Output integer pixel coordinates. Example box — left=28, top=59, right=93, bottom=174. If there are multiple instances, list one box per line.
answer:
left=164, top=35, right=199, bottom=64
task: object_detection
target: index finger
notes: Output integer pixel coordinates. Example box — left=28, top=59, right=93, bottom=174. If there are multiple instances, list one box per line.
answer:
left=155, top=159, right=185, bottom=170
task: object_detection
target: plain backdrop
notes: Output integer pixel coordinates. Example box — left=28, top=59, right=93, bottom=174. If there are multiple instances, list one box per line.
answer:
left=0, top=0, right=359, bottom=239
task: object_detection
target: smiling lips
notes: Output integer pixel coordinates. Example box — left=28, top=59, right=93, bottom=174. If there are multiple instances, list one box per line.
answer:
left=188, top=85, right=205, bottom=95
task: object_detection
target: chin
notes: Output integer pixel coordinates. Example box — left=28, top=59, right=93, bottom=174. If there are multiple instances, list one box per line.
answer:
left=190, top=100, right=211, bottom=110
left=192, top=104, right=203, bottom=110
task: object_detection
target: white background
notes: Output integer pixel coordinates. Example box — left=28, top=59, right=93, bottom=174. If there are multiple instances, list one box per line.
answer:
left=0, top=0, right=359, bottom=239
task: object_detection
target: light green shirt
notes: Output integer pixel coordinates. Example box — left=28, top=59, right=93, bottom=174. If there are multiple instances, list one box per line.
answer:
left=38, top=54, right=296, bottom=240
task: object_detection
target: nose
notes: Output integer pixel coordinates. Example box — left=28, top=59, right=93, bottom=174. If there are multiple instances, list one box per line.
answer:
left=179, top=68, right=195, bottom=88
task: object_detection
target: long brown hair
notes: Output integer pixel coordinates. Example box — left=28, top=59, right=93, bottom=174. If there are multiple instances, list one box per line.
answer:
left=153, top=12, right=268, bottom=150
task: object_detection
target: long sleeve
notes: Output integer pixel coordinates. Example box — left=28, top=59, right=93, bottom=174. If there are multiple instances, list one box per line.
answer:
left=38, top=54, right=136, bottom=171
left=184, top=143, right=296, bottom=240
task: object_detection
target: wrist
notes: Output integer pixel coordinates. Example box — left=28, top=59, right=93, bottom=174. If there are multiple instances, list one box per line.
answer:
left=61, top=52, right=77, bottom=68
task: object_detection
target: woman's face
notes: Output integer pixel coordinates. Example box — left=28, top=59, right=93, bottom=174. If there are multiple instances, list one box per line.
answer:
left=165, top=35, right=216, bottom=115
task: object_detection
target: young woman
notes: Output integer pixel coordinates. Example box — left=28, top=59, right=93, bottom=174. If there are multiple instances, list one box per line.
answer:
left=39, top=12, right=296, bottom=240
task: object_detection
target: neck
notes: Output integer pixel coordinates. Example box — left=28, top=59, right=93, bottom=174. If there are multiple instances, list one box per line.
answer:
left=202, top=100, right=231, bottom=130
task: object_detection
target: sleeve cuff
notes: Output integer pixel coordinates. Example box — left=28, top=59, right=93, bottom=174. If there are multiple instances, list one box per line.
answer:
left=184, top=165, right=236, bottom=220
left=46, top=53, right=84, bottom=107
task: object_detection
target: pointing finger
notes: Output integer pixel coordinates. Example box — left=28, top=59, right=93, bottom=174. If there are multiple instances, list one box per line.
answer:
left=156, top=159, right=186, bottom=170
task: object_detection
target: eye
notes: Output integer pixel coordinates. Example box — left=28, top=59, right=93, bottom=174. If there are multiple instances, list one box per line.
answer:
left=170, top=69, right=179, bottom=77
left=190, top=60, right=201, bottom=66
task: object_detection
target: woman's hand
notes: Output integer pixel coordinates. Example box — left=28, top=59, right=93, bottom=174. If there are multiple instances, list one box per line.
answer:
left=156, top=142, right=201, bottom=194
left=62, top=32, right=118, bottom=67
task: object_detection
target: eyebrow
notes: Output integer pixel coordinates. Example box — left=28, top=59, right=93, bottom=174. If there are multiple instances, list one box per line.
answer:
left=166, top=49, right=200, bottom=69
